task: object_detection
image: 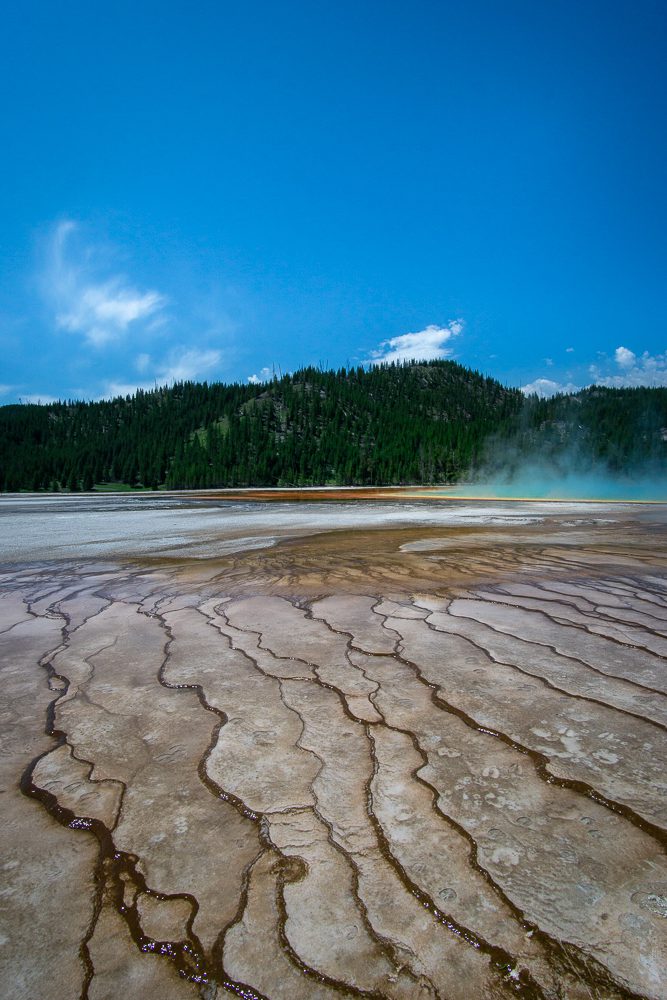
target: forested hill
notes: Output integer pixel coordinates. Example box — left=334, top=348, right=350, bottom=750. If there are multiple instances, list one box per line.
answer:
left=1, top=362, right=665, bottom=491
left=487, top=385, right=667, bottom=480
left=0, top=361, right=521, bottom=490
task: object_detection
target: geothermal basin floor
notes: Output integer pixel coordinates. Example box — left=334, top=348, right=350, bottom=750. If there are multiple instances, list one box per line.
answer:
left=0, top=493, right=666, bottom=999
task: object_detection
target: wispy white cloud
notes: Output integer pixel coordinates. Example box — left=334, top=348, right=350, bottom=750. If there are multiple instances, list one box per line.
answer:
left=157, top=347, right=221, bottom=383
left=102, top=381, right=155, bottom=399
left=590, top=346, right=667, bottom=388
left=20, top=393, right=60, bottom=405
left=99, top=346, right=222, bottom=399
left=521, top=377, right=581, bottom=398
left=369, top=320, right=463, bottom=365
left=44, top=220, right=167, bottom=347
left=248, top=366, right=273, bottom=384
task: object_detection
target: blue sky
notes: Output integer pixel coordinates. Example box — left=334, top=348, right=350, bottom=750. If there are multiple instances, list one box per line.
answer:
left=0, top=0, right=665, bottom=403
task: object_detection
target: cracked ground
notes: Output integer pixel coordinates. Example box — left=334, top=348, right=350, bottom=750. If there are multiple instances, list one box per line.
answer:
left=1, top=496, right=666, bottom=999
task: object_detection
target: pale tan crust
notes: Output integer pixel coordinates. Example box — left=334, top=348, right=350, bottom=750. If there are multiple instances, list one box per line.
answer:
left=1, top=501, right=666, bottom=999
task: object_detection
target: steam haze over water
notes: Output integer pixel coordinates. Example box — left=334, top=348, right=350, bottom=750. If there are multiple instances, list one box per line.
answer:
left=458, top=465, right=667, bottom=502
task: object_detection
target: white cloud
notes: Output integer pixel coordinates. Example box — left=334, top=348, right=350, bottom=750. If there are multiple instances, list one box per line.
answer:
left=565, top=347, right=574, bottom=353
left=369, top=320, right=463, bottom=365
left=614, top=345, right=636, bottom=369
left=248, top=366, right=273, bottom=384
left=20, top=393, right=60, bottom=404
left=44, top=220, right=167, bottom=347
left=104, top=347, right=221, bottom=393
left=101, top=381, right=155, bottom=399
left=0, top=384, right=13, bottom=396
left=520, top=377, right=581, bottom=398
left=97, top=348, right=222, bottom=399
left=157, top=347, right=221, bottom=383
left=591, top=346, right=667, bottom=388
left=57, top=284, right=164, bottom=347
left=522, top=342, right=666, bottom=399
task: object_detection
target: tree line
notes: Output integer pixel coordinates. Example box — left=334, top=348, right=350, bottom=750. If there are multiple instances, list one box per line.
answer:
left=479, top=385, right=667, bottom=479
left=1, top=361, right=664, bottom=491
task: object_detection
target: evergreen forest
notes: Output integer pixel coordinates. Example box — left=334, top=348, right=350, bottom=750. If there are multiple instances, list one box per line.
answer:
left=1, top=361, right=665, bottom=491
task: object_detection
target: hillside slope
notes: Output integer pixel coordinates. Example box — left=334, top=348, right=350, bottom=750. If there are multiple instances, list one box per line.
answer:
left=0, top=361, right=520, bottom=490
left=1, top=365, right=665, bottom=491
left=479, top=386, right=667, bottom=481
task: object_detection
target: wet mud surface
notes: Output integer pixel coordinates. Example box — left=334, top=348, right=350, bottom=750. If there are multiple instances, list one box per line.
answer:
left=1, top=496, right=666, bottom=998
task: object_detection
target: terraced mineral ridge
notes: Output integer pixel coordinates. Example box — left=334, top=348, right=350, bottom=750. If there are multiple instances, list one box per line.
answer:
left=0, top=491, right=666, bottom=999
